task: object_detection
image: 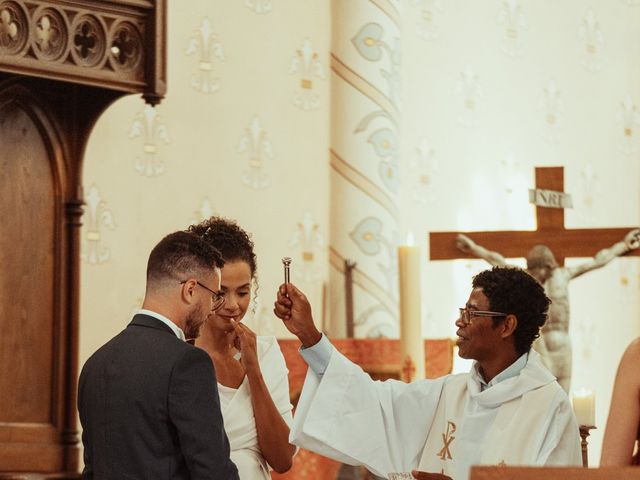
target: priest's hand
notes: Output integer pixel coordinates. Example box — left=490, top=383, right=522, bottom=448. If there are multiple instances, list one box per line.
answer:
left=274, top=283, right=322, bottom=348
left=411, top=470, right=453, bottom=480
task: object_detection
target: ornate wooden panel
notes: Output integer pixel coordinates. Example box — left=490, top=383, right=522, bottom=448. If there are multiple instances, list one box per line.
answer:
left=0, top=0, right=165, bottom=104
left=0, top=1, right=166, bottom=476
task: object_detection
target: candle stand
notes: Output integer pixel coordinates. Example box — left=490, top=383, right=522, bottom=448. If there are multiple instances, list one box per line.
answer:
left=579, top=425, right=596, bottom=467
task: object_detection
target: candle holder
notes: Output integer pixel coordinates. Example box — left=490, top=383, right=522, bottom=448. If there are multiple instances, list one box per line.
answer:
left=579, top=425, right=596, bottom=467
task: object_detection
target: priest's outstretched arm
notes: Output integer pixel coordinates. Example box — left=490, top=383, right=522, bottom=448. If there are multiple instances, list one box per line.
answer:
left=273, top=283, right=447, bottom=478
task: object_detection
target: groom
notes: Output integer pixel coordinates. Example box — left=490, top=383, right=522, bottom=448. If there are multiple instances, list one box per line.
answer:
left=78, top=231, right=238, bottom=479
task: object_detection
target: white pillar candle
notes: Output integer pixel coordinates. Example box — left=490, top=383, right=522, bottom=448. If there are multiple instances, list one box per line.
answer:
left=572, top=388, right=596, bottom=426
left=398, top=240, right=425, bottom=382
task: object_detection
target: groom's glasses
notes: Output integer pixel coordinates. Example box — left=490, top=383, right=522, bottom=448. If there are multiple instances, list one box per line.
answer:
left=180, top=280, right=225, bottom=310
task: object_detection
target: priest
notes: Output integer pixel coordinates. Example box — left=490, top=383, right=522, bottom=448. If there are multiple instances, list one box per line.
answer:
left=273, top=266, right=581, bottom=480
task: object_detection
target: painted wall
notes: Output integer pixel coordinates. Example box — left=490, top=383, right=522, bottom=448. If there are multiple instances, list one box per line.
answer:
left=80, top=0, right=640, bottom=466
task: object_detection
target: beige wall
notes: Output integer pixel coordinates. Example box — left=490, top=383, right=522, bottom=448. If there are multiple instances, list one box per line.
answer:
left=80, top=0, right=640, bottom=465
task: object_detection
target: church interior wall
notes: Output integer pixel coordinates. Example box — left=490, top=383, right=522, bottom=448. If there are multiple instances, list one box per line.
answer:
left=80, top=0, right=640, bottom=467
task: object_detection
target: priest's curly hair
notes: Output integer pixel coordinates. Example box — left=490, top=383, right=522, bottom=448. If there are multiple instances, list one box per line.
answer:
left=472, top=266, right=550, bottom=355
left=187, top=217, right=257, bottom=277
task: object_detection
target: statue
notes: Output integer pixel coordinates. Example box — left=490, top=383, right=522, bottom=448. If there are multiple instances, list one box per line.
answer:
left=456, top=229, right=640, bottom=392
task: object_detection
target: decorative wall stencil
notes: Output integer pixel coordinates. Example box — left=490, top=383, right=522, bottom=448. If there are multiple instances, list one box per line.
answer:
left=410, top=138, right=439, bottom=203
left=540, top=80, right=564, bottom=143
left=497, top=0, right=526, bottom=57
left=82, top=184, right=116, bottom=265
left=617, top=93, right=640, bottom=154
left=575, top=315, right=596, bottom=362
left=289, top=211, right=324, bottom=282
left=412, top=0, right=443, bottom=41
left=245, top=0, right=272, bottom=14
left=579, top=10, right=604, bottom=72
left=185, top=17, right=225, bottom=94
left=329, top=2, right=401, bottom=338
left=129, top=104, right=171, bottom=177
left=579, top=163, right=600, bottom=211
left=190, top=197, right=217, bottom=225
left=238, top=116, right=272, bottom=190
left=457, top=63, right=482, bottom=126
left=351, top=23, right=401, bottom=193
left=349, top=216, right=398, bottom=294
left=290, top=38, right=325, bottom=110
left=500, top=149, right=521, bottom=194
left=355, top=116, right=400, bottom=193
left=617, top=261, right=638, bottom=296
left=352, top=22, right=401, bottom=106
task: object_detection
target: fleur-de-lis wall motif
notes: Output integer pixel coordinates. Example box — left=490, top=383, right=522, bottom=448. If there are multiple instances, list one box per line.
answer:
left=617, top=93, right=640, bottom=154
left=245, top=0, right=272, bottom=14
left=540, top=80, right=564, bottom=143
left=457, top=64, right=483, bottom=126
left=190, top=197, right=217, bottom=225
left=129, top=104, right=171, bottom=177
left=238, top=116, right=272, bottom=190
left=290, top=38, right=325, bottom=110
left=578, top=163, right=600, bottom=218
left=82, top=184, right=116, bottom=265
left=349, top=217, right=398, bottom=295
left=413, top=0, right=443, bottom=41
left=185, top=18, right=225, bottom=94
left=289, top=212, right=324, bottom=282
left=497, top=0, right=526, bottom=57
left=579, top=10, right=604, bottom=72
left=500, top=150, right=521, bottom=195
left=410, top=138, right=439, bottom=203
left=352, top=23, right=401, bottom=106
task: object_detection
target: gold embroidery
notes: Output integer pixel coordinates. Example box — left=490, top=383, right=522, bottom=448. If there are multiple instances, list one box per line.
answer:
left=437, top=421, right=457, bottom=460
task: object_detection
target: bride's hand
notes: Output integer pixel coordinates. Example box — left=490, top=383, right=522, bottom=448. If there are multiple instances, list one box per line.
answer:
left=232, top=321, right=260, bottom=373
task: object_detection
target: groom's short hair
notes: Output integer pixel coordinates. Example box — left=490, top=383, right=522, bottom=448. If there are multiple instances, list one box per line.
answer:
left=146, top=231, right=224, bottom=288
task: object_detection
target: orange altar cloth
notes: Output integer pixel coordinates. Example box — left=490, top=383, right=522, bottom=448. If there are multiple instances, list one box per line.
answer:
left=272, top=338, right=455, bottom=480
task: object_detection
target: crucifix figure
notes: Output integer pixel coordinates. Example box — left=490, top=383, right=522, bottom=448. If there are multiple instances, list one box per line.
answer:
left=430, top=167, right=640, bottom=393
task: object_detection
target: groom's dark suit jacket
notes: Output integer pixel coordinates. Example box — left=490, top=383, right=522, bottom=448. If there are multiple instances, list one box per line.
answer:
left=78, top=313, right=238, bottom=480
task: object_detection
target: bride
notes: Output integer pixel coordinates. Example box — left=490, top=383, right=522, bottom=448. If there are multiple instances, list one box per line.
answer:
left=189, top=217, right=295, bottom=478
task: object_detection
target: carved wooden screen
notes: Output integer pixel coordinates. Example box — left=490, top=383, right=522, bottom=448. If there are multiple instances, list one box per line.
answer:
left=0, top=84, right=67, bottom=472
left=0, top=0, right=166, bottom=475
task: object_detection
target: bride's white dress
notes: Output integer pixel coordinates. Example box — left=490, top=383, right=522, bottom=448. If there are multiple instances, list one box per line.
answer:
left=218, top=336, right=293, bottom=479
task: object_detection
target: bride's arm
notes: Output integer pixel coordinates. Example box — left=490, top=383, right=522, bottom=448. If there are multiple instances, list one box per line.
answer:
left=234, top=323, right=296, bottom=473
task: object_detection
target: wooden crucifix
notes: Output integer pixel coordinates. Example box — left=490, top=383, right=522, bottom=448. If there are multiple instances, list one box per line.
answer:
left=429, top=166, right=639, bottom=392
left=429, top=167, right=639, bottom=264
